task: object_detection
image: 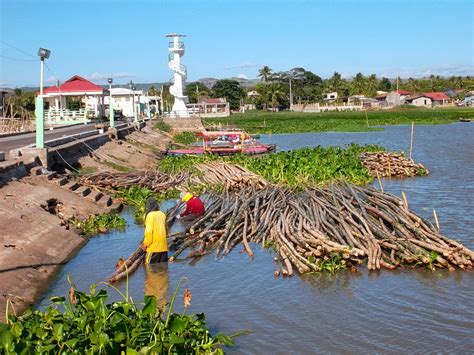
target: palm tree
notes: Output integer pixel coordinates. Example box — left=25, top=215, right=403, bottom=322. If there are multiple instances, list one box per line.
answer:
left=268, top=83, right=285, bottom=109
left=258, top=66, right=273, bottom=82
left=366, top=74, right=379, bottom=97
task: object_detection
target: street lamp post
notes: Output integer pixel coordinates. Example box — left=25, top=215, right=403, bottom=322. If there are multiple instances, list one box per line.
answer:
left=107, top=78, right=114, bottom=128
left=36, top=47, right=51, bottom=149
left=129, top=80, right=137, bottom=122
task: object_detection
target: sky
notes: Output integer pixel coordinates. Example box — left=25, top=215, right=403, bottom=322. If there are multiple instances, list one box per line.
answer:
left=0, top=0, right=473, bottom=88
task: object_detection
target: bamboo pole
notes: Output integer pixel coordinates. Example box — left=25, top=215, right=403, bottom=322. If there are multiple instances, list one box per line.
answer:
left=401, top=191, right=409, bottom=209
left=409, top=121, right=415, bottom=161
left=365, top=111, right=369, bottom=128
left=376, top=172, right=384, bottom=192
left=433, top=209, right=440, bottom=231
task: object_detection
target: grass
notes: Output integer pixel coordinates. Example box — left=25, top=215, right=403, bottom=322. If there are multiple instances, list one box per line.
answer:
left=204, top=107, right=474, bottom=134
left=104, top=161, right=130, bottom=172
left=159, top=144, right=385, bottom=188
left=154, top=120, right=171, bottom=133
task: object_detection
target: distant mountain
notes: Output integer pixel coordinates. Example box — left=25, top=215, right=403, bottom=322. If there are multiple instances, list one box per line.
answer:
left=198, top=77, right=260, bottom=89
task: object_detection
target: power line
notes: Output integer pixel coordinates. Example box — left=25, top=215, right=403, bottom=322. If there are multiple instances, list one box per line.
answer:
left=0, top=39, right=36, bottom=59
left=0, top=54, right=36, bottom=62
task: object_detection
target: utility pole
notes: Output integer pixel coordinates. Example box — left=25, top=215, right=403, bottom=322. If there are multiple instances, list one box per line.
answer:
left=107, top=78, right=114, bottom=128
left=289, top=78, right=293, bottom=111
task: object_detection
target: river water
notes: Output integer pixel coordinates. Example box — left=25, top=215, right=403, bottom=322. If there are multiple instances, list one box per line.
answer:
left=39, top=122, right=474, bottom=353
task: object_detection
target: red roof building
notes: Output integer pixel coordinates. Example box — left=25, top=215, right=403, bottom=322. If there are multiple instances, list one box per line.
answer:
left=422, top=92, right=450, bottom=101
left=42, top=75, right=103, bottom=95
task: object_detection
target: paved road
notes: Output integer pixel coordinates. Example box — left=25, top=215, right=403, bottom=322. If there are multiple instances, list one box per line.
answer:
left=0, top=123, right=97, bottom=156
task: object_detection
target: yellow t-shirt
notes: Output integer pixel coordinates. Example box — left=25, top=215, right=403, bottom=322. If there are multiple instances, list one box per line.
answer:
left=143, top=211, right=168, bottom=253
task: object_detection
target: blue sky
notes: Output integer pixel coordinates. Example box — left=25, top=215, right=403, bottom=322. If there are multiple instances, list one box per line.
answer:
left=1, top=0, right=473, bottom=87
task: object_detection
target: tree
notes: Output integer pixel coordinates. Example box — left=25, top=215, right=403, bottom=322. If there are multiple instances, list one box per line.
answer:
left=366, top=74, right=379, bottom=97
left=211, top=80, right=245, bottom=110
left=185, top=82, right=210, bottom=103
left=378, top=77, right=392, bottom=92
left=350, top=72, right=367, bottom=95
left=325, top=72, right=348, bottom=100
left=258, top=66, right=273, bottom=82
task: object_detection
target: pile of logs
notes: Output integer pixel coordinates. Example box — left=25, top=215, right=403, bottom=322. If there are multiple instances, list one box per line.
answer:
left=109, top=182, right=472, bottom=282
left=193, top=162, right=268, bottom=191
left=360, top=152, right=429, bottom=177
left=76, top=171, right=188, bottom=192
left=167, top=184, right=472, bottom=274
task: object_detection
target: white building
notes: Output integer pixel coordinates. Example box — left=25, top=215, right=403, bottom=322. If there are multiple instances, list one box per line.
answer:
left=104, top=88, right=145, bottom=118
left=323, top=92, right=338, bottom=101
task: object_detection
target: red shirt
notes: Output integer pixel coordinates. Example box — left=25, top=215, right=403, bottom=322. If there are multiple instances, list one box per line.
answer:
left=181, top=196, right=205, bottom=217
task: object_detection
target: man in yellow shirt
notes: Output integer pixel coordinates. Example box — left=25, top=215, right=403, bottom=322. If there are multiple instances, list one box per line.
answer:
left=141, top=197, right=168, bottom=264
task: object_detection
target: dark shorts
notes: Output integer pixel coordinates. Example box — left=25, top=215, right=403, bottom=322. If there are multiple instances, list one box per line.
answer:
left=149, top=252, right=168, bottom=263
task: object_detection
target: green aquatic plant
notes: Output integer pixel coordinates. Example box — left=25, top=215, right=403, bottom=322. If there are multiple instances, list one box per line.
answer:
left=0, top=279, right=244, bottom=354
left=67, top=213, right=126, bottom=236
left=173, top=131, right=197, bottom=145
left=204, top=107, right=472, bottom=134
left=317, top=253, right=347, bottom=273
left=115, top=186, right=180, bottom=222
left=160, top=144, right=385, bottom=188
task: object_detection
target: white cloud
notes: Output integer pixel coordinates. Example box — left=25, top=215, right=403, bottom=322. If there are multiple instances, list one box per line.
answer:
left=87, top=72, right=131, bottom=81
left=237, top=73, right=248, bottom=79
left=377, top=64, right=474, bottom=78
left=223, top=61, right=261, bottom=70
left=46, top=76, right=60, bottom=83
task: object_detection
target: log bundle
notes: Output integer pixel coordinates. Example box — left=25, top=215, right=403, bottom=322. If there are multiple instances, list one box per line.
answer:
left=360, top=152, right=429, bottom=177
left=168, top=184, right=473, bottom=275
left=193, top=162, right=268, bottom=190
left=76, top=171, right=187, bottom=192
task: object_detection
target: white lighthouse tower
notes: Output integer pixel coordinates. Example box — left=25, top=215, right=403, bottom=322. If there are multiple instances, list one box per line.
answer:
left=166, top=33, right=189, bottom=118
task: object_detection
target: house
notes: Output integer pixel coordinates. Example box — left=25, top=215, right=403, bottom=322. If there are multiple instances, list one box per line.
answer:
left=41, top=75, right=105, bottom=123
left=247, top=90, right=259, bottom=98
left=104, top=88, right=146, bottom=118
left=186, top=96, right=230, bottom=117
left=323, top=92, right=338, bottom=102
left=384, top=90, right=412, bottom=106
left=405, top=92, right=450, bottom=107
left=462, top=91, right=474, bottom=106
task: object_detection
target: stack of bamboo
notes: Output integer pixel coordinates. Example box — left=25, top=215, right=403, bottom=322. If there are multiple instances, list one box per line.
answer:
left=167, top=184, right=472, bottom=275
left=76, top=171, right=188, bottom=192
left=360, top=152, right=429, bottom=177
left=193, top=162, right=268, bottom=190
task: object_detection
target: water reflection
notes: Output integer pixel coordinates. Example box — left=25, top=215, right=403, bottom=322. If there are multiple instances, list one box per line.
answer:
left=144, top=263, right=169, bottom=308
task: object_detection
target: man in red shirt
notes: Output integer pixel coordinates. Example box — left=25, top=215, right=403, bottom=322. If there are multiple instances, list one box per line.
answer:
left=177, top=192, right=205, bottom=221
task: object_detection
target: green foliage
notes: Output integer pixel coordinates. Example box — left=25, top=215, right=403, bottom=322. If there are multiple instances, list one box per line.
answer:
left=0, top=283, right=238, bottom=354
left=160, top=144, right=384, bottom=188
left=67, top=213, right=126, bottom=236
left=115, top=186, right=180, bottom=222
left=211, top=79, right=245, bottom=110
left=205, top=108, right=473, bottom=134
left=154, top=120, right=171, bottom=133
left=317, top=253, right=347, bottom=273
left=173, top=131, right=197, bottom=145
left=185, top=82, right=211, bottom=103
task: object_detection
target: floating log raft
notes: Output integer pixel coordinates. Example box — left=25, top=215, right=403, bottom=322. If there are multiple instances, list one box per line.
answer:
left=76, top=170, right=188, bottom=192
left=168, top=183, right=473, bottom=275
left=360, top=152, right=429, bottom=177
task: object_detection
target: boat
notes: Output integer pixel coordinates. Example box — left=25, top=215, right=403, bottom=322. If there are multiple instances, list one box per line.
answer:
left=167, top=130, right=276, bottom=156
left=458, top=118, right=472, bottom=122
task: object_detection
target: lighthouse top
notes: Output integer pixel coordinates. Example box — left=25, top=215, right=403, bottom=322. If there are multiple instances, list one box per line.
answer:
left=165, top=33, right=186, bottom=37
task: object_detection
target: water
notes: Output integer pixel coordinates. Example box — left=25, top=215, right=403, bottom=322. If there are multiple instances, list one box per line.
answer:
left=39, top=123, right=474, bottom=353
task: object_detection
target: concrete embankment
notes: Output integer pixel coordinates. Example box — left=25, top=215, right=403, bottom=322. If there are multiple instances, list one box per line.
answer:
left=0, top=119, right=173, bottom=321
